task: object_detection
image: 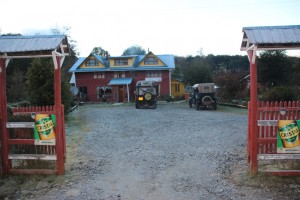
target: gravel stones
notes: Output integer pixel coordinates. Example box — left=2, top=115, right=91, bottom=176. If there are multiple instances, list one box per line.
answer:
left=5, top=102, right=300, bottom=200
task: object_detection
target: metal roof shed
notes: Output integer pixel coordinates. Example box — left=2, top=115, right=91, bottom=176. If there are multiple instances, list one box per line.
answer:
left=240, top=25, right=300, bottom=176
left=0, top=35, right=70, bottom=176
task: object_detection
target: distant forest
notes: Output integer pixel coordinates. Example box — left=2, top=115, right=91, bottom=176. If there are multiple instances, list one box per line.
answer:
left=173, top=51, right=300, bottom=102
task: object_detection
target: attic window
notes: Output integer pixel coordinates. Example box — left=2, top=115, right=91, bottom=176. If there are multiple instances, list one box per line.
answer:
left=144, top=56, right=158, bottom=65
left=114, top=59, right=128, bottom=66
left=86, top=59, right=99, bottom=66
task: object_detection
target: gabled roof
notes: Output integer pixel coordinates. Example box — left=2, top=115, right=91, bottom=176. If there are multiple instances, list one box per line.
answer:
left=69, top=57, right=86, bottom=72
left=0, top=35, right=70, bottom=57
left=69, top=52, right=175, bottom=73
left=92, top=53, right=107, bottom=66
left=240, top=25, right=300, bottom=51
left=136, top=51, right=168, bottom=67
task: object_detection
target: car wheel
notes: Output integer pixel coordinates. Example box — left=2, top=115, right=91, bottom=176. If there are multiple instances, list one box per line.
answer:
left=144, top=93, right=152, bottom=101
left=202, top=96, right=213, bottom=106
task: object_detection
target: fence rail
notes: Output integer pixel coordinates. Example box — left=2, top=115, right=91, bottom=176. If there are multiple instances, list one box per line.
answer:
left=12, top=106, right=54, bottom=115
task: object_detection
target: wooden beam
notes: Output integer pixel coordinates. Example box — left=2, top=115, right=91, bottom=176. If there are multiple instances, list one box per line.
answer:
left=8, top=154, right=57, bottom=160
left=257, top=120, right=278, bottom=126
left=257, top=138, right=277, bottom=143
left=261, top=170, right=300, bottom=176
left=248, top=50, right=258, bottom=175
left=8, top=139, right=34, bottom=145
left=10, top=169, right=57, bottom=175
left=258, top=154, right=300, bottom=160
left=6, top=122, right=34, bottom=128
left=0, top=58, right=9, bottom=175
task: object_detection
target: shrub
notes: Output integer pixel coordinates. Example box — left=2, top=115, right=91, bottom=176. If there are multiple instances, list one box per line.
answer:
left=262, top=86, right=297, bottom=102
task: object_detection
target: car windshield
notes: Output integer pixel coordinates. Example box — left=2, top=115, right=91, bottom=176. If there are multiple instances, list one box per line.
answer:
left=138, top=87, right=156, bottom=95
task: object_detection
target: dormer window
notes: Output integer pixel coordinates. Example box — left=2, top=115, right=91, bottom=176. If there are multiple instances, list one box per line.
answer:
left=144, top=56, right=158, bottom=65
left=86, top=59, right=99, bottom=66
left=114, top=59, right=128, bottom=66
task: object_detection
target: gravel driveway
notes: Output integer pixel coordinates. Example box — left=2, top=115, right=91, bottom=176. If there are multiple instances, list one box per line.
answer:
left=4, top=102, right=300, bottom=199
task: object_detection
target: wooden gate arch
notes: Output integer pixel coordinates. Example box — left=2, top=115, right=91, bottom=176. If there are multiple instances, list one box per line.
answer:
left=240, top=25, right=300, bottom=175
left=0, top=35, right=70, bottom=175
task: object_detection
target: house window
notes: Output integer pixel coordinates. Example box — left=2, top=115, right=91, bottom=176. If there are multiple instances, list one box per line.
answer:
left=146, top=71, right=162, bottom=77
left=86, top=59, right=99, bottom=66
left=93, top=73, right=105, bottom=79
left=144, top=56, right=158, bottom=65
left=97, top=86, right=112, bottom=101
left=114, top=72, right=125, bottom=78
left=114, top=59, right=128, bottom=66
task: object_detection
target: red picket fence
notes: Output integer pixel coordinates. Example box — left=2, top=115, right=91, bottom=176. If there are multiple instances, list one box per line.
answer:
left=248, top=101, right=300, bottom=175
left=12, top=105, right=55, bottom=115
left=5, top=105, right=66, bottom=175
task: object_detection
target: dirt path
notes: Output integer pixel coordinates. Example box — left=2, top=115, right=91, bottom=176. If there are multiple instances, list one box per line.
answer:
left=2, top=102, right=300, bottom=199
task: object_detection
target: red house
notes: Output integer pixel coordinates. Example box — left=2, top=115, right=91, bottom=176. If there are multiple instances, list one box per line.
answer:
left=69, top=52, right=175, bottom=102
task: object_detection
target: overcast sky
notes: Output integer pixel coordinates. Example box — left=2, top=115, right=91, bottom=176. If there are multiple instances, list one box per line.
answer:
left=1, top=0, right=299, bottom=57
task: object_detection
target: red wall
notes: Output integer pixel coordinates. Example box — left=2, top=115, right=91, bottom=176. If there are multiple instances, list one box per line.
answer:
left=75, top=70, right=171, bottom=102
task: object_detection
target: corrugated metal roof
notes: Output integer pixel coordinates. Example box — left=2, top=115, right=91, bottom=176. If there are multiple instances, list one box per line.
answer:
left=241, top=25, right=300, bottom=51
left=0, top=35, right=67, bottom=53
left=108, top=78, right=133, bottom=85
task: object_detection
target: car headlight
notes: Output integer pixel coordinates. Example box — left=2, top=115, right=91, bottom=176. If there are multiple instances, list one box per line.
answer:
left=138, top=97, right=144, bottom=101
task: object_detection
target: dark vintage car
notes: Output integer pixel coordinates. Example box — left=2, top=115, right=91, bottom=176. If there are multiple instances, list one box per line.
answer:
left=189, top=83, right=217, bottom=110
left=135, top=81, right=158, bottom=109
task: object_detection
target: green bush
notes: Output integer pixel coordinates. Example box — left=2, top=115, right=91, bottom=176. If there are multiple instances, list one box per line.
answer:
left=262, top=86, right=297, bottom=102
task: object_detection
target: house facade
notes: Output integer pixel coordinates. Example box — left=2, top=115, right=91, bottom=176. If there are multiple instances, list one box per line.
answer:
left=69, top=52, right=175, bottom=102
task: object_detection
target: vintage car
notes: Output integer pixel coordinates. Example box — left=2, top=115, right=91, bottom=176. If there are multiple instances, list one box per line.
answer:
left=188, top=83, right=217, bottom=110
left=135, top=81, right=158, bottom=109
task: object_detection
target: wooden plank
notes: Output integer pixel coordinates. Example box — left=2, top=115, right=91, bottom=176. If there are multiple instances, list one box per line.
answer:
left=8, top=139, right=34, bottom=145
left=6, top=122, right=34, bottom=128
left=260, top=170, right=300, bottom=176
left=10, top=169, right=57, bottom=175
left=257, top=120, right=278, bottom=126
left=258, top=154, right=300, bottom=160
left=258, top=138, right=277, bottom=143
left=8, top=154, right=57, bottom=160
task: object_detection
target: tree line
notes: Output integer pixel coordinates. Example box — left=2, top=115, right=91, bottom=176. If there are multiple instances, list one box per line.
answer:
left=173, top=51, right=300, bottom=102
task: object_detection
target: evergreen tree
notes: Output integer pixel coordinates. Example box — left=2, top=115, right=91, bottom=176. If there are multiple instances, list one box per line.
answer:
left=258, top=50, right=292, bottom=88
left=182, top=56, right=212, bottom=85
left=26, top=58, right=72, bottom=112
left=26, top=58, right=54, bottom=106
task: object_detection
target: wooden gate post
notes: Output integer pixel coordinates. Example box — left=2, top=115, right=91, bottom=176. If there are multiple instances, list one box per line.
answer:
left=248, top=50, right=258, bottom=175
left=0, top=58, right=9, bottom=176
left=53, top=55, right=64, bottom=175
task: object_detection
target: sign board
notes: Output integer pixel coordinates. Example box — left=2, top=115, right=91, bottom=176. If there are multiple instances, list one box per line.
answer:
left=145, top=77, right=162, bottom=82
left=34, top=114, right=56, bottom=145
left=277, top=120, right=300, bottom=153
